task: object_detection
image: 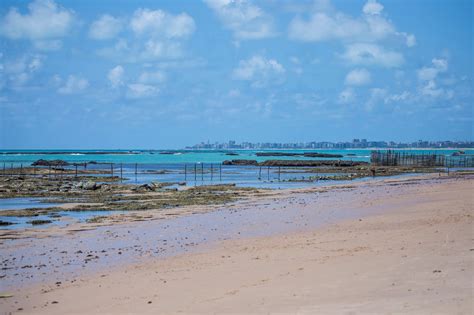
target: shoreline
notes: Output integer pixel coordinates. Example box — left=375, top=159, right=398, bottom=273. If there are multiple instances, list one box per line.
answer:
left=0, top=173, right=472, bottom=313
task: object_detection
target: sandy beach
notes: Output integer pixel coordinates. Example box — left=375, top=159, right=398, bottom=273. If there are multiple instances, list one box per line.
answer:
left=0, top=174, right=473, bottom=314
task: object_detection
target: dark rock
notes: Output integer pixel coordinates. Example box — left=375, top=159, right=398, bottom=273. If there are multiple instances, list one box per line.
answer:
left=28, top=220, right=53, bottom=225
left=259, top=160, right=368, bottom=167
left=0, top=220, right=15, bottom=226
left=255, top=152, right=343, bottom=158
left=222, top=159, right=258, bottom=166
left=31, top=159, right=69, bottom=167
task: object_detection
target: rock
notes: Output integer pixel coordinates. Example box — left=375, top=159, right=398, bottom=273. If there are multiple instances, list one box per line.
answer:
left=259, top=160, right=368, bottom=167
left=132, top=184, right=154, bottom=192
left=28, top=219, right=53, bottom=225
left=222, top=159, right=258, bottom=166
left=31, top=159, right=69, bottom=167
left=255, top=152, right=343, bottom=158
left=73, top=182, right=83, bottom=189
left=100, top=184, right=111, bottom=191
left=0, top=220, right=15, bottom=226
left=150, top=182, right=162, bottom=188
left=83, top=181, right=100, bottom=190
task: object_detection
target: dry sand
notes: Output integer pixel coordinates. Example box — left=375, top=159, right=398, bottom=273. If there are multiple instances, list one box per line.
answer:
left=1, top=175, right=473, bottom=314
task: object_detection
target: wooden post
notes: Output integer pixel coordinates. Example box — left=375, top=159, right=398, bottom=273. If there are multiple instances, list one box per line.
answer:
left=135, top=163, right=138, bottom=182
left=11, top=163, right=13, bottom=176
left=210, top=164, right=213, bottom=181
left=75, top=164, right=78, bottom=177
left=49, top=165, right=51, bottom=177
left=184, top=164, right=187, bottom=181
left=111, top=163, right=114, bottom=178
left=219, top=165, right=222, bottom=181
left=120, top=163, right=123, bottom=182
left=201, top=163, right=204, bottom=181
left=259, top=166, right=262, bottom=180
left=267, top=166, right=270, bottom=181
left=194, top=164, right=197, bottom=182
left=278, top=166, right=281, bottom=181
left=3, top=162, right=5, bottom=176
left=20, top=164, right=23, bottom=175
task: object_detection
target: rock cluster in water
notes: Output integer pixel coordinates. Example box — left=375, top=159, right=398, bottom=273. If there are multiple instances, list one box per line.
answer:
left=223, top=159, right=368, bottom=167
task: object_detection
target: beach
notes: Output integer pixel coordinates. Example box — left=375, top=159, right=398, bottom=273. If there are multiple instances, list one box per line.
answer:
left=1, top=173, right=472, bottom=314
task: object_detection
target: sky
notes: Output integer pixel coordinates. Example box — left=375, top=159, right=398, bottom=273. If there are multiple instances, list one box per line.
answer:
left=0, top=0, right=472, bottom=149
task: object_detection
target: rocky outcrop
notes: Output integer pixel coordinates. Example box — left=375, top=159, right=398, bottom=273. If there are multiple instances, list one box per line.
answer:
left=259, top=160, right=367, bottom=167
left=32, top=159, right=69, bottom=167
left=255, top=152, right=343, bottom=158
left=28, top=219, right=53, bottom=225
left=222, top=159, right=368, bottom=167
left=222, top=160, right=258, bottom=166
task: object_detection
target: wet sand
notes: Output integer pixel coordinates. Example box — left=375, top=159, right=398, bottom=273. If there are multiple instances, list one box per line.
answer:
left=0, top=174, right=472, bottom=314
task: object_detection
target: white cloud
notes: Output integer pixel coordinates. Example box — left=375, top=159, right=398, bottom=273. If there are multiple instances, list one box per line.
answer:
left=405, top=33, right=416, bottom=47
left=204, top=0, right=275, bottom=40
left=138, top=70, right=166, bottom=84
left=417, top=68, right=438, bottom=81
left=385, top=91, right=411, bottom=103
left=108, top=65, right=124, bottom=88
left=288, top=0, right=415, bottom=48
left=417, top=58, right=452, bottom=99
left=57, top=75, right=88, bottom=94
left=33, top=39, right=62, bottom=51
left=0, top=0, right=74, bottom=50
left=97, top=9, right=195, bottom=63
left=233, top=55, right=285, bottom=87
left=290, top=56, right=300, bottom=64
left=363, top=0, right=384, bottom=15
left=345, top=68, right=371, bottom=86
left=1, top=54, right=43, bottom=88
left=130, top=9, right=195, bottom=38
left=126, top=83, right=159, bottom=99
left=420, top=80, right=453, bottom=99
left=341, top=43, right=404, bottom=68
left=142, top=39, right=183, bottom=59
left=89, top=14, right=123, bottom=40
left=432, top=58, right=448, bottom=71
left=338, top=88, right=355, bottom=104
left=228, top=89, right=240, bottom=97
left=289, top=12, right=366, bottom=42
left=365, top=87, right=386, bottom=111
left=418, top=58, right=448, bottom=81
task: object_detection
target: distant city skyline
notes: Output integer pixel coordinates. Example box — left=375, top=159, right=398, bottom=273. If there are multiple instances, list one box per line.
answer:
left=187, top=139, right=474, bottom=150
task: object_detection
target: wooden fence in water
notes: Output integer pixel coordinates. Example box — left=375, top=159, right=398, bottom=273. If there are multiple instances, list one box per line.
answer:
left=370, top=150, right=474, bottom=167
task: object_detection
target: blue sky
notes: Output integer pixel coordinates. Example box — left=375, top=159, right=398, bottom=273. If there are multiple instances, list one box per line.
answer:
left=0, top=0, right=472, bottom=149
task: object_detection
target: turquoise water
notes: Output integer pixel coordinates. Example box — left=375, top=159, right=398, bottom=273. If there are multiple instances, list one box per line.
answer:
left=1, top=149, right=471, bottom=166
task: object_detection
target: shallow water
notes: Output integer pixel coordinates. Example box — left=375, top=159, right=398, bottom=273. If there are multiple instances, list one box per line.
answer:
left=0, top=209, right=126, bottom=230
left=0, top=197, right=59, bottom=210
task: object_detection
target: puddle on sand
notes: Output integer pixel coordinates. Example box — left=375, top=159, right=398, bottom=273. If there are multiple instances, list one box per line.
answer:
left=0, top=209, right=126, bottom=229
left=0, top=197, right=59, bottom=210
